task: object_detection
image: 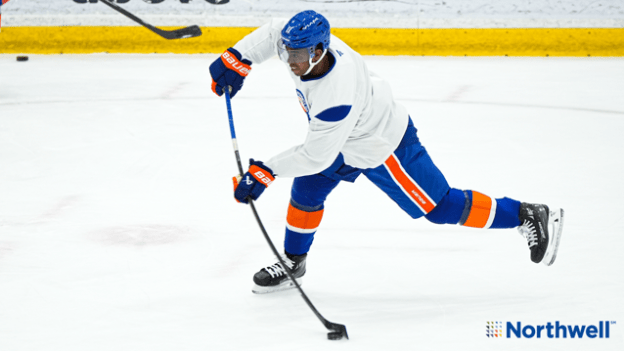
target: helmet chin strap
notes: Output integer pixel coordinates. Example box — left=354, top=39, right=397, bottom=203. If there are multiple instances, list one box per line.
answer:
left=303, top=48, right=328, bottom=76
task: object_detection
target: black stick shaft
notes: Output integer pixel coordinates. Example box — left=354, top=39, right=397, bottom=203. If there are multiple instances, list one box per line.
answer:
left=100, top=0, right=154, bottom=30
left=247, top=199, right=335, bottom=328
left=99, top=0, right=202, bottom=40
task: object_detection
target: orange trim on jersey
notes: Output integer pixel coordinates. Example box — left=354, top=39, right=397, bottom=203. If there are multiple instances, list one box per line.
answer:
left=211, top=80, right=218, bottom=96
left=384, top=154, right=435, bottom=214
left=221, top=50, right=251, bottom=77
left=463, top=191, right=493, bottom=228
left=249, top=165, right=274, bottom=187
left=287, top=204, right=324, bottom=231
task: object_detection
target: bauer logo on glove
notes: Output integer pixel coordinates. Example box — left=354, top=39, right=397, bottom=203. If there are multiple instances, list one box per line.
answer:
left=222, top=51, right=251, bottom=76
left=210, top=47, right=252, bottom=98
left=252, top=169, right=274, bottom=186
left=233, top=159, right=275, bottom=204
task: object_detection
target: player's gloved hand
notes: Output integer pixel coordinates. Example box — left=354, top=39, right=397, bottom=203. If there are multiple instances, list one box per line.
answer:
left=210, top=47, right=252, bottom=98
left=232, top=159, right=275, bottom=204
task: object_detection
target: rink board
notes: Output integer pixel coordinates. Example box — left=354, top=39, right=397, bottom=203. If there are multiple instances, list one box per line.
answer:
left=1, top=26, right=624, bottom=56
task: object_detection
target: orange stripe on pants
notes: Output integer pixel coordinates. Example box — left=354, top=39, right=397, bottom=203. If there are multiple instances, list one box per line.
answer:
left=287, top=204, right=324, bottom=232
left=463, top=191, right=493, bottom=228
left=384, top=154, right=435, bottom=214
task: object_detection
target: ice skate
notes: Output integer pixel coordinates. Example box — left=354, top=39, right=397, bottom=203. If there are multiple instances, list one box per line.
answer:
left=517, top=203, right=564, bottom=266
left=252, top=252, right=306, bottom=294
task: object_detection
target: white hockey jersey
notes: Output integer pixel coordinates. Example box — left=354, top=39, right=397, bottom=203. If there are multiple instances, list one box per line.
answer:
left=233, top=19, right=409, bottom=178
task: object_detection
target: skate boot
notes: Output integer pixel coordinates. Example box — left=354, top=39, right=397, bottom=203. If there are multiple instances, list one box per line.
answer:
left=252, top=252, right=306, bottom=294
left=517, top=203, right=564, bottom=266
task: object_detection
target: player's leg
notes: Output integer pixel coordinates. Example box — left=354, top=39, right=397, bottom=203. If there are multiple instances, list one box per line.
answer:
left=425, top=189, right=563, bottom=265
left=425, top=189, right=521, bottom=229
left=364, top=118, right=564, bottom=265
left=362, top=119, right=450, bottom=220
left=252, top=173, right=340, bottom=293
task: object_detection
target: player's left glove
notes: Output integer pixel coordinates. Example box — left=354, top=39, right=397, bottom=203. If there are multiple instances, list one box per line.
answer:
left=232, top=159, right=275, bottom=204
left=210, top=47, right=252, bottom=98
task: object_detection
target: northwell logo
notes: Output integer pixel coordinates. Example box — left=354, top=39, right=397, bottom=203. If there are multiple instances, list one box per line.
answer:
left=486, top=321, right=503, bottom=338
left=487, top=321, right=615, bottom=339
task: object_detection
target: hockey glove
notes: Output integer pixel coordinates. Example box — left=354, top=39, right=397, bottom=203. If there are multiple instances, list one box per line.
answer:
left=233, top=159, right=275, bottom=204
left=210, top=47, right=252, bottom=98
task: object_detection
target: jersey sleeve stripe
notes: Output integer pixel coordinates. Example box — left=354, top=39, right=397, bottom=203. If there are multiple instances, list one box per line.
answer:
left=314, top=105, right=352, bottom=122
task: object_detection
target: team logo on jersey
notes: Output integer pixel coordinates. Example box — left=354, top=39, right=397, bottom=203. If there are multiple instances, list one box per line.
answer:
left=296, top=89, right=310, bottom=121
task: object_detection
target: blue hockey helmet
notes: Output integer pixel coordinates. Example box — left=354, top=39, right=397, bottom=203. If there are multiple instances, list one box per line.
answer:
left=278, top=11, right=330, bottom=65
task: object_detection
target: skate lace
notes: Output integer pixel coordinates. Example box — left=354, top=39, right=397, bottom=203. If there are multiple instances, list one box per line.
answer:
left=264, top=255, right=294, bottom=279
left=518, top=220, right=538, bottom=248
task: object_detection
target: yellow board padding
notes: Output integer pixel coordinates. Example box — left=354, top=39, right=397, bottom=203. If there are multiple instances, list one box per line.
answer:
left=1, top=26, right=624, bottom=56
left=0, top=26, right=255, bottom=54
left=334, top=28, right=624, bottom=56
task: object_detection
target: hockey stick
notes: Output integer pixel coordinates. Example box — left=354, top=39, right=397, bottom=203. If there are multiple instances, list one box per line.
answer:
left=223, top=87, right=349, bottom=341
left=99, top=0, right=202, bottom=40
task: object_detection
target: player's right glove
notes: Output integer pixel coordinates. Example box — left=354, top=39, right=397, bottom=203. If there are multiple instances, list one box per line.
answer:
left=232, top=159, right=275, bottom=204
left=210, top=47, right=252, bottom=98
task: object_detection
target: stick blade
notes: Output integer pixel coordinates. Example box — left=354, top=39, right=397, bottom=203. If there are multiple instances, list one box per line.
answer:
left=327, top=322, right=349, bottom=340
left=157, top=25, right=203, bottom=40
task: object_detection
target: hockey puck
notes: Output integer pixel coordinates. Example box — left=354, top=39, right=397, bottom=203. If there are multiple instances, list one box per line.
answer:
left=328, top=332, right=343, bottom=340
left=16, top=56, right=29, bottom=62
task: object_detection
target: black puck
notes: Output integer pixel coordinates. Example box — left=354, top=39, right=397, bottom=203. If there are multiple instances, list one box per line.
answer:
left=328, top=332, right=343, bottom=340
left=17, top=56, right=29, bottom=62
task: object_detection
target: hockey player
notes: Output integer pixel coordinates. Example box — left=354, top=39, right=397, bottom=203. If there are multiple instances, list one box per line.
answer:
left=209, top=10, right=564, bottom=294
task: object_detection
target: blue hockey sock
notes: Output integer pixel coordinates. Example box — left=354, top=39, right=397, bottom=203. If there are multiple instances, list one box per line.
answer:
left=425, top=188, right=520, bottom=229
left=283, top=200, right=324, bottom=255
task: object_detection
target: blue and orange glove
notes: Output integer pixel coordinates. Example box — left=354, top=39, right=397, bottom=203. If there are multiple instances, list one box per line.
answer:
left=233, top=159, right=275, bottom=204
left=210, top=47, right=252, bottom=98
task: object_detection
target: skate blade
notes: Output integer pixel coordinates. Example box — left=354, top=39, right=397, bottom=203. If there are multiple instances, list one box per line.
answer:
left=252, top=277, right=302, bottom=294
left=542, top=208, right=564, bottom=266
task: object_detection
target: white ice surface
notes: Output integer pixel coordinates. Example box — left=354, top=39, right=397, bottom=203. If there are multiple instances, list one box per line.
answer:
left=1, top=54, right=623, bottom=350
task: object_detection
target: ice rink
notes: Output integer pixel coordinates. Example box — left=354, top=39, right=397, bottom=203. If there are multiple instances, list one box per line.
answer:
left=1, top=54, right=623, bottom=350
